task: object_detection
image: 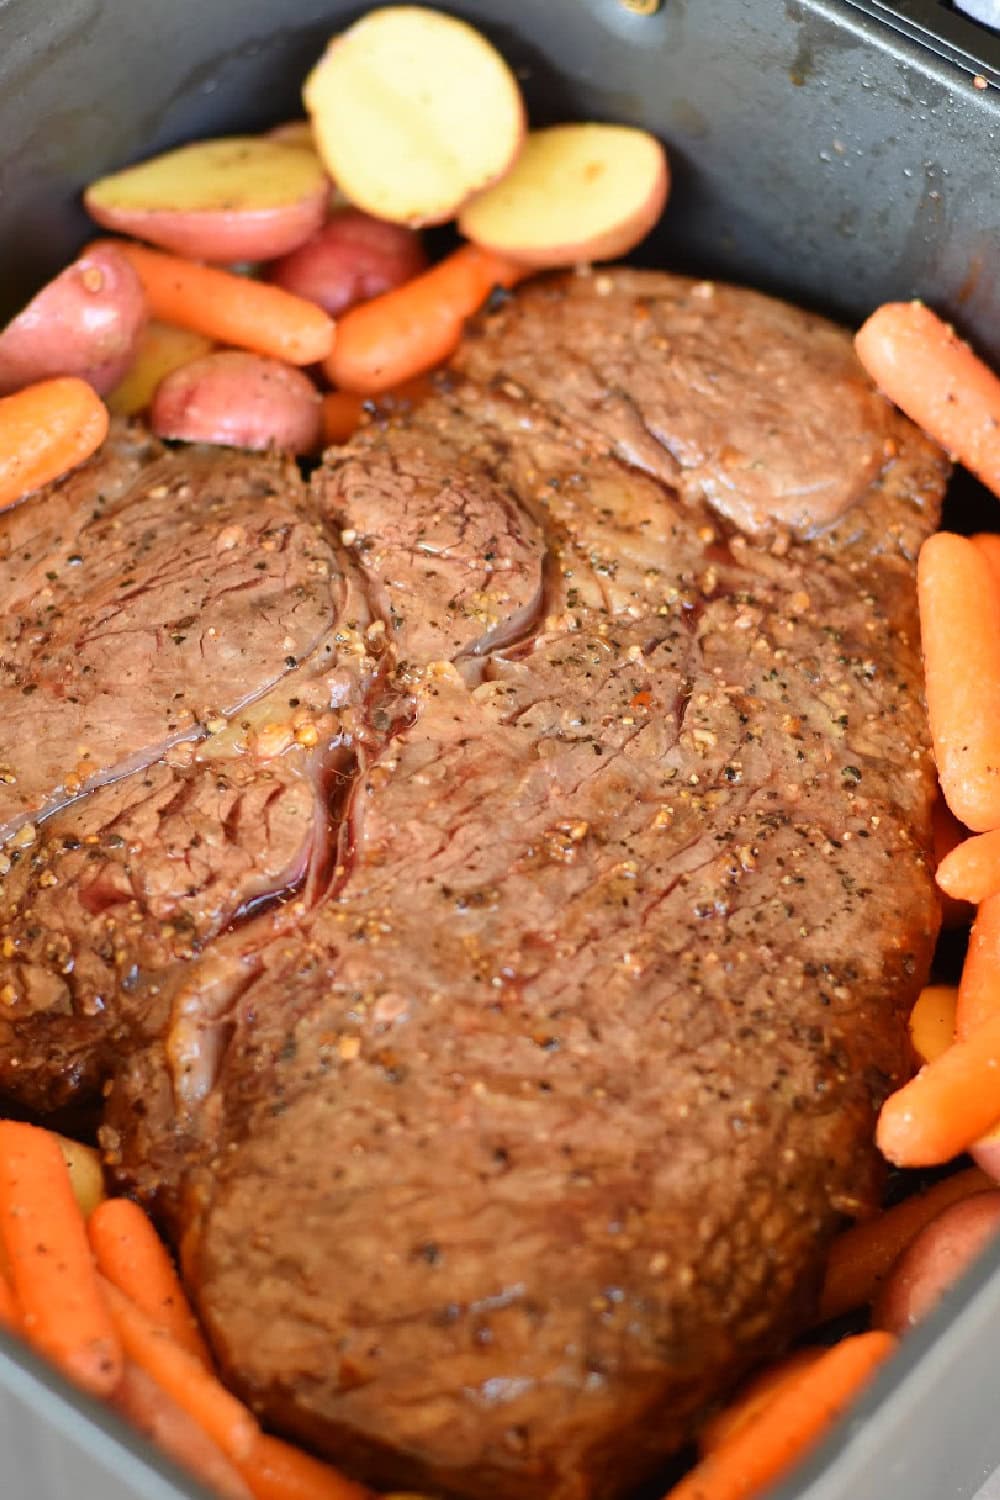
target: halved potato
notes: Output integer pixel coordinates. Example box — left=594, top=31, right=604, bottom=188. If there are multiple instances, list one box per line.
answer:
left=459, top=124, right=670, bottom=266
left=303, top=7, right=525, bottom=225
left=266, top=120, right=317, bottom=150
left=107, top=320, right=214, bottom=417
left=84, top=138, right=329, bottom=263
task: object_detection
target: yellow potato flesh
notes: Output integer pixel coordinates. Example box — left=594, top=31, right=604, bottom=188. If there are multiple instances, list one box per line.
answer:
left=57, top=1135, right=107, bottom=1219
left=87, top=138, right=326, bottom=216
left=908, top=983, right=958, bottom=1065
left=108, top=321, right=214, bottom=417
left=459, top=124, right=669, bottom=265
left=304, top=7, right=524, bottom=224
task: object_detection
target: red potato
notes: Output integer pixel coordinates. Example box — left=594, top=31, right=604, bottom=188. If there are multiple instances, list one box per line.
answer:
left=303, top=7, right=525, bottom=225
left=85, top=138, right=329, bottom=264
left=266, top=121, right=317, bottom=150
left=0, top=244, right=145, bottom=396
left=459, top=124, right=670, bottom=266
left=872, top=1192, right=1000, bottom=1335
left=267, top=208, right=426, bottom=316
left=151, top=350, right=322, bottom=454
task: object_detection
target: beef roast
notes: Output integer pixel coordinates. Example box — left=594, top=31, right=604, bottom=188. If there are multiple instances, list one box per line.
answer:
left=0, top=271, right=947, bottom=1500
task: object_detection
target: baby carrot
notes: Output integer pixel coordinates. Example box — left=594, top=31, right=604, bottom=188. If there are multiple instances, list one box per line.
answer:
left=320, top=390, right=365, bottom=446
left=818, top=1165, right=991, bottom=1321
left=932, top=795, right=973, bottom=929
left=664, top=1332, right=895, bottom=1500
left=0, top=1121, right=121, bottom=1395
left=973, top=532, right=1000, bottom=587
left=909, top=984, right=958, bottom=1066
left=0, top=376, right=108, bottom=511
left=0, top=1269, right=20, bottom=1333
left=113, top=1361, right=254, bottom=1500
left=957, top=892, right=1000, bottom=1038
left=855, top=301, right=1000, bottom=499
left=102, top=1278, right=257, bottom=1462
left=698, top=1349, right=825, bottom=1456
left=917, top=532, right=1000, bottom=831
left=324, top=243, right=526, bottom=395
left=938, top=828, right=1000, bottom=905
left=877, top=1011, right=1000, bottom=1167
left=239, top=1433, right=370, bottom=1500
left=89, top=1198, right=211, bottom=1366
left=95, top=241, right=334, bottom=366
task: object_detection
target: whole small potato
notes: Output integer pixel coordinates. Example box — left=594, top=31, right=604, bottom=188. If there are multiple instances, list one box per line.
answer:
left=267, top=208, right=426, bottom=316
left=873, top=1190, right=1000, bottom=1335
left=0, top=244, right=146, bottom=396
left=151, top=350, right=322, bottom=454
left=85, top=137, right=330, bottom=264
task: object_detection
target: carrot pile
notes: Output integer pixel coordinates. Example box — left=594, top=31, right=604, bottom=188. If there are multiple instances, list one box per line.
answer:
left=660, top=300, right=1000, bottom=1500
left=848, top=304, right=1000, bottom=1171
left=0, top=1119, right=366, bottom=1500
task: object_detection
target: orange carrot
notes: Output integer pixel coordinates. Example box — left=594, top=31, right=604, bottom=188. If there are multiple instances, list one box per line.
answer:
left=855, top=300, right=1000, bottom=498
left=818, top=1165, right=991, bottom=1321
left=916, top=532, right=1000, bottom=831
left=0, top=1121, right=121, bottom=1395
left=0, top=1269, right=20, bottom=1334
left=102, top=1278, right=257, bottom=1462
left=698, top=1349, right=825, bottom=1456
left=932, top=795, right=974, bottom=929
left=909, top=984, right=958, bottom=1066
left=877, top=1011, right=1000, bottom=1166
left=0, top=377, right=108, bottom=511
left=239, top=1432, right=370, bottom=1500
left=938, top=827, right=1000, bottom=904
left=664, top=1332, right=895, bottom=1500
left=973, top=532, right=1000, bottom=588
left=958, top=892, right=1000, bottom=1038
left=113, top=1361, right=254, bottom=1500
left=95, top=241, right=334, bottom=366
left=89, top=1198, right=211, bottom=1366
left=320, top=391, right=365, bottom=446
left=324, top=243, right=527, bottom=395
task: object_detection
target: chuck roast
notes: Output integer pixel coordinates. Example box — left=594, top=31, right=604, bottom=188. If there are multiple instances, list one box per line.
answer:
left=0, top=272, right=947, bottom=1500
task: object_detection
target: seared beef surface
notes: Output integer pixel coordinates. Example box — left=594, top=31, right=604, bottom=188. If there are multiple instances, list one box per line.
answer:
left=0, top=272, right=947, bottom=1500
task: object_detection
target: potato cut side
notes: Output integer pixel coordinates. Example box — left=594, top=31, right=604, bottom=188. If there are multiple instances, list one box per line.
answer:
left=459, top=124, right=670, bottom=267
left=303, top=6, right=525, bottom=225
left=85, top=138, right=329, bottom=262
left=107, top=321, right=214, bottom=417
left=87, top=137, right=326, bottom=214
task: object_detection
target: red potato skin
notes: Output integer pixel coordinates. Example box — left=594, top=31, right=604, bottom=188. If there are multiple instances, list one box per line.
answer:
left=0, top=244, right=146, bottom=396
left=151, top=351, right=322, bottom=454
left=873, top=1192, right=1000, bottom=1335
left=266, top=121, right=316, bottom=149
left=459, top=151, right=671, bottom=268
left=266, top=208, right=427, bottom=315
left=84, top=186, right=328, bottom=266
